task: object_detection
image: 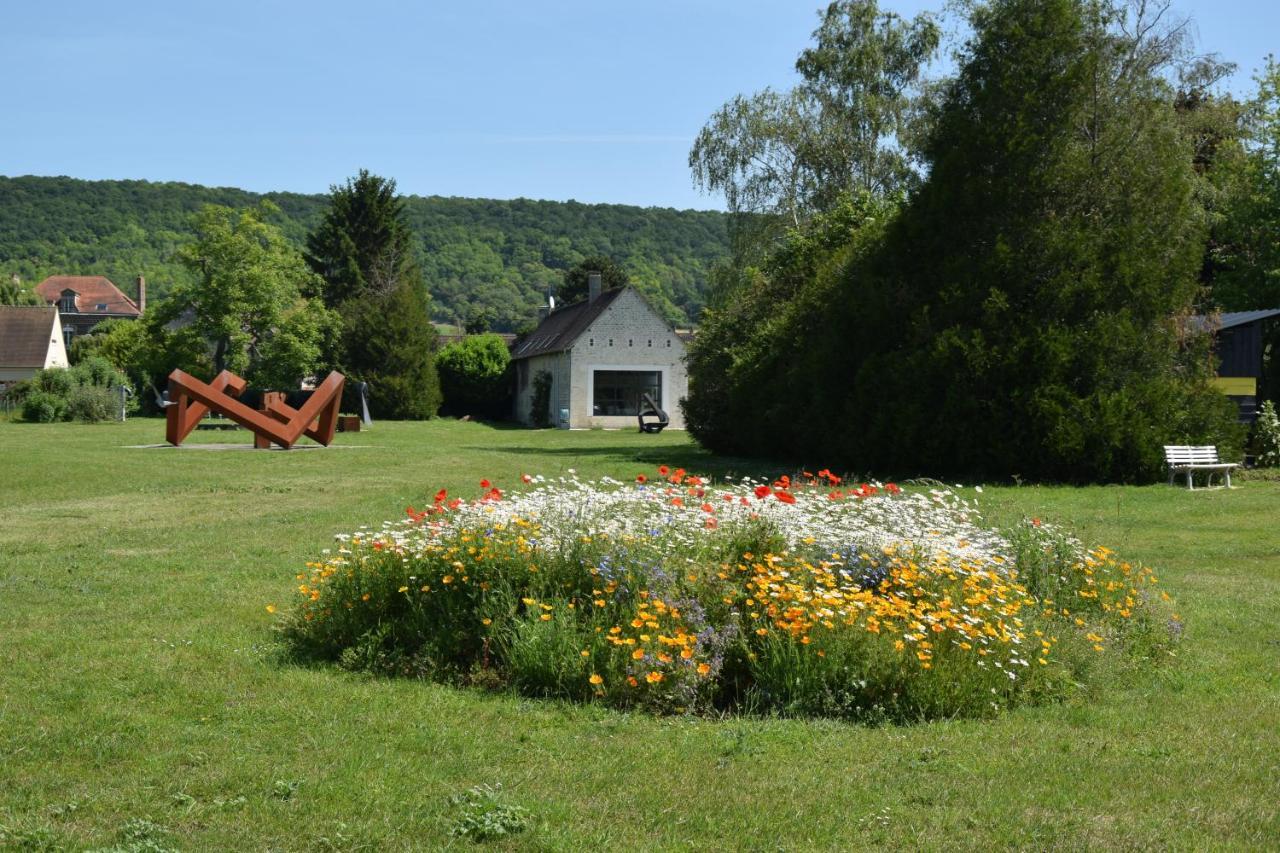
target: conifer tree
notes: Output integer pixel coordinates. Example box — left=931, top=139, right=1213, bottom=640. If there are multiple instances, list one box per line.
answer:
left=305, top=170, right=441, bottom=418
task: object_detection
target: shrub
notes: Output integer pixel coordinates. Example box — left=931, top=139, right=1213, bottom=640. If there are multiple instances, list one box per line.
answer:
left=436, top=334, right=511, bottom=419
left=529, top=371, right=552, bottom=428
left=22, top=390, right=68, bottom=423
left=19, top=361, right=135, bottom=423
left=1252, top=401, right=1280, bottom=467
left=276, top=468, right=1178, bottom=722
left=66, top=385, right=116, bottom=423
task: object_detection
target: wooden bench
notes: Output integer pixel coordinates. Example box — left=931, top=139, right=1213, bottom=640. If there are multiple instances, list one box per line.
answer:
left=1163, top=445, right=1239, bottom=490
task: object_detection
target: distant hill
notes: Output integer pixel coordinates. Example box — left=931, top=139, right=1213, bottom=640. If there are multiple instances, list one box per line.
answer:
left=0, top=175, right=729, bottom=330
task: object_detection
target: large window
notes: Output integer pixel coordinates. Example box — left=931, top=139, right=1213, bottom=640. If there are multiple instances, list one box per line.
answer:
left=592, top=370, right=661, bottom=416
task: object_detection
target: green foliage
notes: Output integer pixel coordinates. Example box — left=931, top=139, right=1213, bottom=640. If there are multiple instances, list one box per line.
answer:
left=1252, top=400, right=1280, bottom=467
left=20, top=358, right=135, bottom=423
left=21, top=390, right=68, bottom=423
left=0, top=175, right=728, bottom=330
left=446, top=785, right=531, bottom=841
left=529, top=371, right=552, bottom=428
left=306, top=171, right=441, bottom=419
left=172, top=202, right=335, bottom=387
left=305, top=170, right=416, bottom=308
left=0, top=278, right=40, bottom=305
left=690, top=0, right=937, bottom=231
left=686, top=0, right=1242, bottom=482
left=436, top=334, right=511, bottom=419
left=558, top=255, right=629, bottom=305
left=341, top=279, right=441, bottom=419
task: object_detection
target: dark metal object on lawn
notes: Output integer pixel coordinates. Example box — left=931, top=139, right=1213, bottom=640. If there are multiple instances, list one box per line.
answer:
left=637, top=392, right=669, bottom=434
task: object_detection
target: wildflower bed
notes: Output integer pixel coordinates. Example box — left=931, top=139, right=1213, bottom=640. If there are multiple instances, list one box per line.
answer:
left=277, top=467, right=1177, bottom=721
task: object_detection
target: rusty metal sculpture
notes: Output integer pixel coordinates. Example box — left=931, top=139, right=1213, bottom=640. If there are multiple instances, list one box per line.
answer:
left=165, top=368, right=345, bottom=449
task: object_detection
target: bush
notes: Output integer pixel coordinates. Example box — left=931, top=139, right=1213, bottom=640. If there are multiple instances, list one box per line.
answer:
left=529, top=371, right=552, bottom=428
left=21, top=390, right=68, bottom=423
left=436, top=334, right=511, bottom=419
left=20, top=362, right=134, bottom=423
left=1252, top=401, right=1280, bottom=467
left=276, top=468, right=1178, bottom=722
left=66, top=385, right=116, bottom=423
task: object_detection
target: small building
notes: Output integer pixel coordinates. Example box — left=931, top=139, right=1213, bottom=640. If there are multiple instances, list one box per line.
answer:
left=0, top=306, right=70, bottom=391
left=510, top=277, right=688, bottom=429
left=35, top=275, right=145, bottom=348
left=1194, top=309, right=1280, bottom=422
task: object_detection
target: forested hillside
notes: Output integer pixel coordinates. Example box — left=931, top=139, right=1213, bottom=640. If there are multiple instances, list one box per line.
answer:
left=0, top=175, right=728, bottom=329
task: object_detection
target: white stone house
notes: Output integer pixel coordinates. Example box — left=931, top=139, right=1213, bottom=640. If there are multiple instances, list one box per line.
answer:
left=0, top=306, right=70, bottom=391
left=510, top=280, right=688, bottom=429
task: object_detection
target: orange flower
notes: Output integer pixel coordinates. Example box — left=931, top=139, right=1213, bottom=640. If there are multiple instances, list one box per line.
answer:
left=589, top=673, right=603, bottom=685
left=774, top=490, right=796, bottom=504
left=696, top=663, right=711, bottom=676
left=645, top=671, right=664, bottom=684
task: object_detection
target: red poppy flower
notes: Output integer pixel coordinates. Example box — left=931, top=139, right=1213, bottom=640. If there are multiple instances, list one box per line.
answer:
left=700, top=502, right=714, bottom=513
left=636, top=474, right=647, bottom=483
left=658, top=465, right=670, bottom=476
left=521, top=473, right=533, bottom=484
left=704, top=517, right=718, bottom=530
left=671, top=497, right=684, bottom=508
left=447, top=498, right=462, bottom=510
left=434, top=488, right=448, bottom=504
left=754, top=485, right=771, bottom=499
left=480, top=479, right=491, bottom=489
left=885, top=482, right=901, bottom=494
left=774, top=490, right=796, bottom=504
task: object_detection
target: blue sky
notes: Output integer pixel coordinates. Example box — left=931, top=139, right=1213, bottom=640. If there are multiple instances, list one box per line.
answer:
left=3, top=1, right=1275, bottom=210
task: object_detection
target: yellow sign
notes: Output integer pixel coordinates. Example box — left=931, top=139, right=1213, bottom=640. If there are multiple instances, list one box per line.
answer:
left=1212, top=376, right=1256, bottom=396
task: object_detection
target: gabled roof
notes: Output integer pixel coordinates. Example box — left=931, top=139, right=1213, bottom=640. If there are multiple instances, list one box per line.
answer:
left=35, top=275, right=140, bottom=316
left=0, top=306, right=59, bottom=368
left=1216, top=310, right=1280, bottom=330
left=510, top=288, right=625, bottom=360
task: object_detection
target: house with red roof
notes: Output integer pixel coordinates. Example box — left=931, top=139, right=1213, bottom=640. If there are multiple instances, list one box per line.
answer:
left=0, top=306, right=70, bottom=390
left=35, top=275, right=145, bottom=347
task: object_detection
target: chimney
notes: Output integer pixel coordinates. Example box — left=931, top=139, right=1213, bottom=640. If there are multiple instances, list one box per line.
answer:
left=588, top=271, right=602, bottom=304
left=136, top=275, right=146, bottom=313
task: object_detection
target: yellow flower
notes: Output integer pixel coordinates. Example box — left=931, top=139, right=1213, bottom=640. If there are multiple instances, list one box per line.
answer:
left=361, top=593, right=370, bottom=601
left=482, top=618, right=492, bottom=626
left=442, top=575, right=454, bottom=584
left=645, top=671, right=664, bottom=684
left=696, top=663, right=711, bottom=676
left=398, top=586, right=409, bottom=593
left=265, top=604, right=277, bottom=614
left=540, top=613, right=552, bottom=621
left=580, top=650, right=590, bottom=658
left=632, top=649, right=645, bottom=660
left=589, top=673, right=603, bottom=685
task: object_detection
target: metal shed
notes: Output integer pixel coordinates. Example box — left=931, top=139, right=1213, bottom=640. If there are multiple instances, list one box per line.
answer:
left=1193, top=309, right=1280, bottom=422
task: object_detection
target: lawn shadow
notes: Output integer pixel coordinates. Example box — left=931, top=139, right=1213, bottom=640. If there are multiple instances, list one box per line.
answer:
left=463, top=443, right=783, bottom=479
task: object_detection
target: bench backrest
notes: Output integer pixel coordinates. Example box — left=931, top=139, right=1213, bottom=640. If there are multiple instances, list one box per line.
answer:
left=1164, top=445, right=1221, bottom=465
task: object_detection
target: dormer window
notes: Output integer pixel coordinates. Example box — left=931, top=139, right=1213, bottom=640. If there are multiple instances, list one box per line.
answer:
left=96, top=303, right=108, bottom=312
left=59, top=293, right=77, bottom=312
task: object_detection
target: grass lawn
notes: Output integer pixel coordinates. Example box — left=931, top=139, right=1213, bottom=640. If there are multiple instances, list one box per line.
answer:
left=1, top=418, right=1277, bottom=850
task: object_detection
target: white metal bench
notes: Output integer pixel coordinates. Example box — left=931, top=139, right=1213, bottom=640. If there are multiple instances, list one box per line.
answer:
left=1163, top=445, right=1238, bottom=490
